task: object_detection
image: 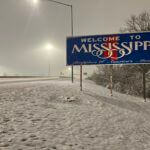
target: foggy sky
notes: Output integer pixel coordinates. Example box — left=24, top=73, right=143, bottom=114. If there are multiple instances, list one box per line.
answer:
left=0, top=0, right=150, bottom=76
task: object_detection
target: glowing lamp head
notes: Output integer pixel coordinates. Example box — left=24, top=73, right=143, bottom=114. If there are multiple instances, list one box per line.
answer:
left=45, top=43, right=53, bottom=51
left=33, top=0, right=39, bottom=5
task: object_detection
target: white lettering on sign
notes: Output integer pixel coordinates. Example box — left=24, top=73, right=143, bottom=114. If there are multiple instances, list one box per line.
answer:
left=72, top=41, right=150, bottom=60
left=144, top=41, right=150, bottom=50
left=80, top=36, right=120, bottom=43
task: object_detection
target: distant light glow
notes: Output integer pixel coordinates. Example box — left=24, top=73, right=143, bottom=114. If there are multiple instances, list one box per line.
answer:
left=33, top=0, right=39, bottom=5
left=68, top=67, right=71, bottom=71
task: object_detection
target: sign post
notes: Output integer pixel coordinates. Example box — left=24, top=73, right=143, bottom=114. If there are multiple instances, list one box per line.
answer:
left=143, top=64, right=146, bottom=102
left=110, top=65, right=113, bottom=96
left=80, top=65, right=82, bottom=91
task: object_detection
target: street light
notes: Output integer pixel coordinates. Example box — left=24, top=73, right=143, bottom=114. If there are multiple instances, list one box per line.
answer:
left=47, top=0, right=74, bottom=83
left=33, top=0, right=74, bottom=82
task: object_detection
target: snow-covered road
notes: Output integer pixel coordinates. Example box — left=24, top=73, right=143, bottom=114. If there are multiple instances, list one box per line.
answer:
left=0, top=79, right=150, bottom=150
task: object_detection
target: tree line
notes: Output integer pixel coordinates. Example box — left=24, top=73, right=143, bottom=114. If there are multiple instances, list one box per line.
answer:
left=89, top=11, right=150, bottom=100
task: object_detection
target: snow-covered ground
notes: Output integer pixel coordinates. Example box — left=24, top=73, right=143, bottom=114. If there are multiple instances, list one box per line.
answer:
left=0, top=79, right=150, bottom=150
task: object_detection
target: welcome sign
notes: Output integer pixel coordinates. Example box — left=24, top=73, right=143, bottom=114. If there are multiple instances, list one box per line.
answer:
left=66, top=32, right=150, bottom=65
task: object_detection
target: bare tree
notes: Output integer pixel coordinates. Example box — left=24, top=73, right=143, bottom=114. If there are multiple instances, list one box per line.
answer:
left=121, top=11, right=150, bottom=101
left=121, top=12, right=150, bottom=32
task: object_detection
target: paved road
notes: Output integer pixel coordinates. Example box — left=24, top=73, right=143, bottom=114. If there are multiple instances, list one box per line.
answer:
left=0, top=77, right=60, bottom=85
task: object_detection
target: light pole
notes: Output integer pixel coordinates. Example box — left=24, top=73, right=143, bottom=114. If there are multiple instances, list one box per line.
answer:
left=32, top=0, right=74, bottom=82
left=45, top=0, right=74, bottom=82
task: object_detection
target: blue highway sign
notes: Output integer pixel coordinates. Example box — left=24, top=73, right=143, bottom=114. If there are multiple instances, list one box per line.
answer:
left=66, top=32, right=150, bottom=65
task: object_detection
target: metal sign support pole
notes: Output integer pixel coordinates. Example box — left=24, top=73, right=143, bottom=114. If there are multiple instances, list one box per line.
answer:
left=143, top=64, right=146, bottom=102
left=80, top=65, right=82, bottom=91
left=110, top=65, right=113, bottom=96
left=72, top=65, right=74, bottom=83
